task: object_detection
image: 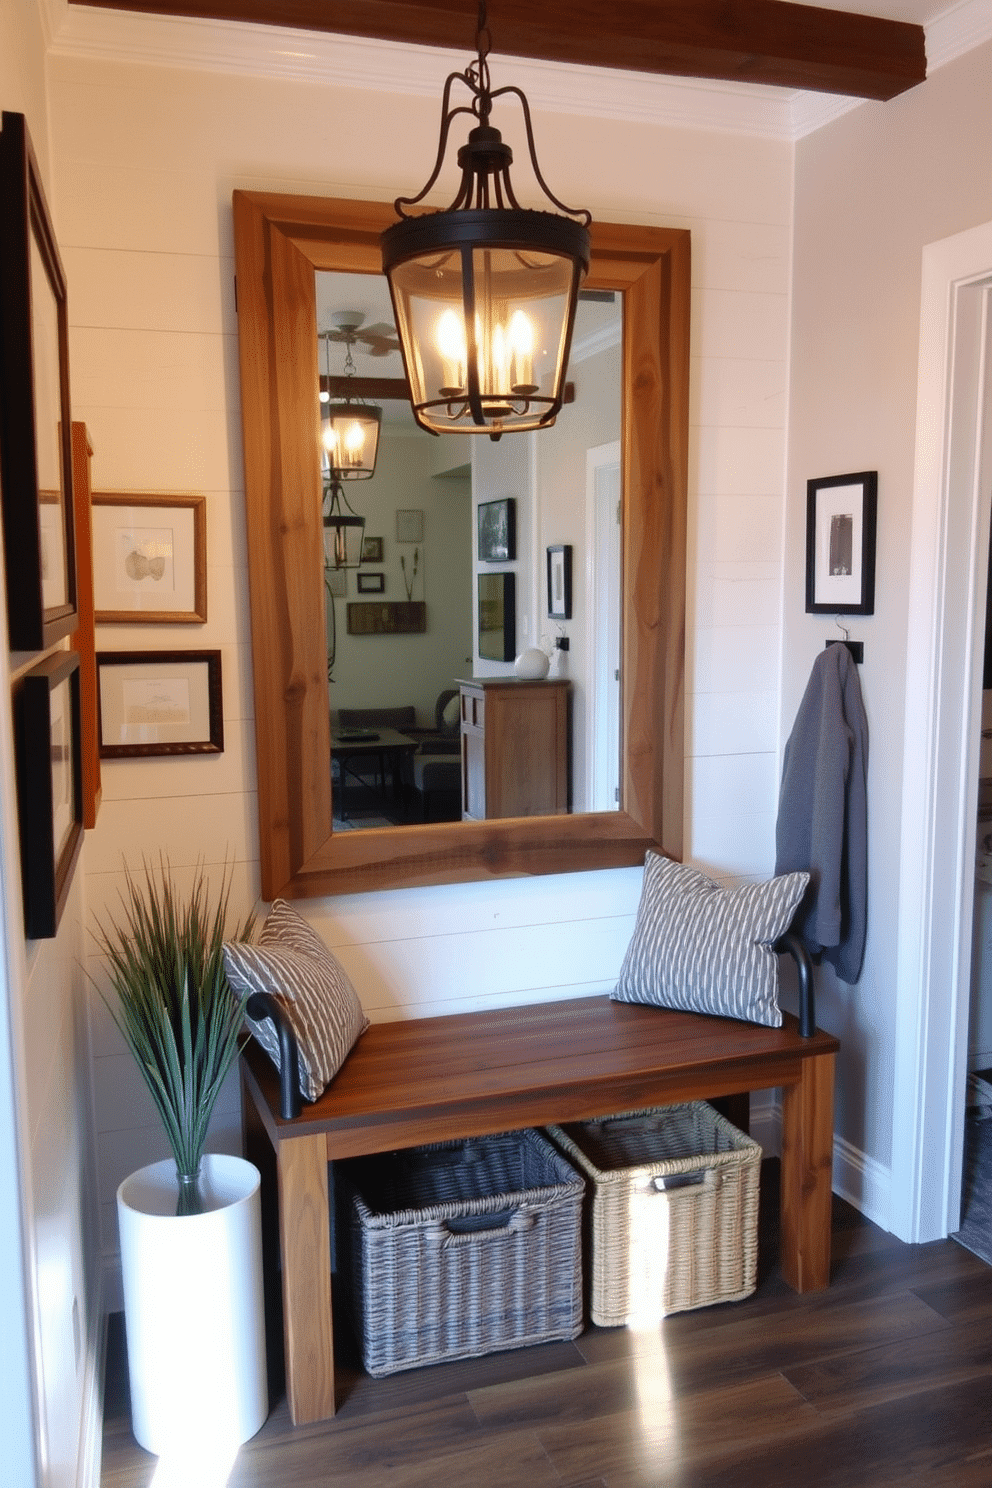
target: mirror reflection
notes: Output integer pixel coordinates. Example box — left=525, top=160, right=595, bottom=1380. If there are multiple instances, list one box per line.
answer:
left=316, top=270, right=621, bottom=833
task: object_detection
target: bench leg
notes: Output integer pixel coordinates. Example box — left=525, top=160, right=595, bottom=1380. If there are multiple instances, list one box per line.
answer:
left=779, top=1050, right=836, bottom=1292
left=277, top=1133, right=336, bottom=1423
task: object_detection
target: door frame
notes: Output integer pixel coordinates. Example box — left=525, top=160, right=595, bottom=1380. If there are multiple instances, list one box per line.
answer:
left=893, top=218, right=992, bottom=1242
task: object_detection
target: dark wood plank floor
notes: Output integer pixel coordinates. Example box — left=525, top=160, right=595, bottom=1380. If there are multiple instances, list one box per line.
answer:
left=100, top=1160, right=992, bottom=1487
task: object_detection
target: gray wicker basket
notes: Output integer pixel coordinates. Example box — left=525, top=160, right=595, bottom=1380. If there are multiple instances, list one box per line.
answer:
left=337, top=1129, right=585, bottom=1377
left=546, top=1102, right=761, bottom=1326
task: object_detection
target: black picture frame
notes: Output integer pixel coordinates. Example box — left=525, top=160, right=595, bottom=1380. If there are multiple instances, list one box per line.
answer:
left=478, top=572, right=516, bottom=662
left=0, top=112, right=77, bottom=651
left=96, top=649, right=224, bottom=758
left=361, top=535, right=383, bottom=562
left=14, top=650, right=83, bottom=939
left=478, top=498, right=516, bottom=563
left=357, top=571, right=385, bottom=594
left=547, top=544, right=573, bottom=620
left=805, top=470, right=877, bottom=615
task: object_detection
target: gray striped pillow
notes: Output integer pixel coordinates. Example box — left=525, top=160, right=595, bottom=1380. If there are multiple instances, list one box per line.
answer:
left=224, top=899, right=369, bottom=1101
left=612, top=853, right=810, bottom=1027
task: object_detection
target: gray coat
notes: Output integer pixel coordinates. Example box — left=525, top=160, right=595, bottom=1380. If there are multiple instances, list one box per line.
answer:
left=775, top=642, right=868, bottom=984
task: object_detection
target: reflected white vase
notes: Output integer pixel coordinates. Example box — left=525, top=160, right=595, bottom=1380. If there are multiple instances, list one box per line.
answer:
left=514, top=647, right=550, bottom=679
left=117, top=1153, right=268, bottom=1456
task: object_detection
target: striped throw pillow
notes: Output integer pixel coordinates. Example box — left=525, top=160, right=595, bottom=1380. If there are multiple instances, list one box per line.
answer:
left=611, top=853, right=810, bottom=1027
left=224, top=899, right=369, bottom=1102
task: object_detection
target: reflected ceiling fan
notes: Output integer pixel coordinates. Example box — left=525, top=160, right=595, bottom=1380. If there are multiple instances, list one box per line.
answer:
left=321, top=310, right=399, bottom=358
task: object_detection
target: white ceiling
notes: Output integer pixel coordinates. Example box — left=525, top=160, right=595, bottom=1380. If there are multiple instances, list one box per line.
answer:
left=800, top=0, right=953, bottom=19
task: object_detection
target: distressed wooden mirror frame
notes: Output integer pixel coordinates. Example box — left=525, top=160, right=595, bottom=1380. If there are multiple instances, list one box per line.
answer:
left=232, top=190, right=688, bottom=900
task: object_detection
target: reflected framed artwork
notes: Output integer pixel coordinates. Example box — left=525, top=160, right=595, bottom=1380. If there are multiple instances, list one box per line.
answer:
left=96, top=649, right=223, bottom=757
left=91, top=492, right=207, bottom=623
left=547, top=544, right=573, bottom=620
left=805, top=471, right=877, bottom=615
left=478, top=498, right=516, bottom=563
left=0, top=111, right=78, bottom=651
left=478, top=572, right=516, bottom=661
left=14, top=650, right=83, bottom=938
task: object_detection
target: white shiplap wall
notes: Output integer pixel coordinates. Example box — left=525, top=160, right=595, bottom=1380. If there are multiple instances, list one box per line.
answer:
left=47, top=39, right=792, bottom=1300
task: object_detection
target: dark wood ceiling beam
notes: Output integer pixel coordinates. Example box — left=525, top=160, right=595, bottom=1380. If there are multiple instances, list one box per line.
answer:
left=71, top=0, right=927, bottom=101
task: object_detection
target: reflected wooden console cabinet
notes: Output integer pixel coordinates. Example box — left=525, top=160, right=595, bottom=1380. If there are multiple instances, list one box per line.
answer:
left=460, top=677, right=570, bottom=821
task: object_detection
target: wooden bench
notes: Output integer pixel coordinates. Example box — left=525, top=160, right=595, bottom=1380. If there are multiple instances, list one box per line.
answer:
left=240, top=938, right=838, bottom=1425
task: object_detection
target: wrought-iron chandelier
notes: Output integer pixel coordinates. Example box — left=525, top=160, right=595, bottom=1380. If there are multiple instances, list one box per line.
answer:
left=381, top=0, right=591, bottom=439
left=320, top=323, right=381, bottom=569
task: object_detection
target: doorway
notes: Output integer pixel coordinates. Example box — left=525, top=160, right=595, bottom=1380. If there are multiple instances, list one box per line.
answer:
left=893, top=222, right=992, bottom=1244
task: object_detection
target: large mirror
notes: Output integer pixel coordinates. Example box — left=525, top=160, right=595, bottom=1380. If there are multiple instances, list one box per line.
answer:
left=232, top=191, right=689, bottom=899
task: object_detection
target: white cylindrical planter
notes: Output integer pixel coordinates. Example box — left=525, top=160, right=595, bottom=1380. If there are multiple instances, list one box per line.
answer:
left=117, top=1154, right=268, bottom=1456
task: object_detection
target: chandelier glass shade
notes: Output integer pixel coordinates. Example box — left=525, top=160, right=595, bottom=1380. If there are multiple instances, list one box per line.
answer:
left=381, top=3, right=590, bottom=438
left=319, top=330, right=382, bottom=480
left=322, top=480, right=365, bottom=571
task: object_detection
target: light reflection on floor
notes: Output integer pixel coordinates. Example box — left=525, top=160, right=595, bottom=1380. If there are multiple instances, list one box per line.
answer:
left=149, top=1436, right=240, bottom=1488
left=625, top=1183, right=680, bottom=1470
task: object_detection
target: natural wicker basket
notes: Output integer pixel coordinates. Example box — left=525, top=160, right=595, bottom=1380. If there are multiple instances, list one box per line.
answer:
left=337, top=1129, right=585, bottom=1377
left=546, top=1102, right=761, bottom=1326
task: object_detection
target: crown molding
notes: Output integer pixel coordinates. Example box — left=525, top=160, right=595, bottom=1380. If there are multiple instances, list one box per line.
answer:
left=42, top=0, right=992, bottom=144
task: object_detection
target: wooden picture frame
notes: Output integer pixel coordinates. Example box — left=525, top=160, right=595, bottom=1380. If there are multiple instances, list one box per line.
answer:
left=0, top=112, right=78, bottom=652
left=91, top=492, right=207, bottom=623
left=478, top=572, right=516, bottom=662
left=356, top=571, right=385, bottom=594
left=96, top=649, right=223, bottom=757
left=346, top=601, right=426, bottom=635
left=70, top=423, right=101, bottom=827
left=805, top=471, right=877, bottom=615
left=547, top=544, right=573, bottom=620
left=14, top=650, right=84, bottom=939
left=478, top=498, right=516, bottom=563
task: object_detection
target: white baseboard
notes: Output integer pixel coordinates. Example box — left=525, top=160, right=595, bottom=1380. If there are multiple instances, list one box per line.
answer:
left=748, top=1091, right=892, bottom=1235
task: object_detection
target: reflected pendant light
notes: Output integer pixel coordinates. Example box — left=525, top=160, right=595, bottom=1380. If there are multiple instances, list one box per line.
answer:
left=320, top=323, right=381, bottom=569
left=319, top=321, right=382, bottom=480
left=381, top=0, right=591, bottom=439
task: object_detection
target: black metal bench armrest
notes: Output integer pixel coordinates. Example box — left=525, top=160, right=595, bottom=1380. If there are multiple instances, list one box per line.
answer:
left=244, top=992, right=302, bottom=1119
left=775, top=932, right=815, bottom=1038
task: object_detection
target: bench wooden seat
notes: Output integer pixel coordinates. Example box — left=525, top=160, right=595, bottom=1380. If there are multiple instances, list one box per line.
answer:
left=240, top=962, right=838, bottom=1425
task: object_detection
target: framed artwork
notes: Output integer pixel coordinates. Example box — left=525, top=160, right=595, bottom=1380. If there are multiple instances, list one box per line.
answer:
left=396, top=509, right=424, bottom=543
left=547, top=544, right=573, bottom=620
left=91, top=492, right=207, bottom=623
left=96, top=649, right=223, bottom=757
left=478, top=498, right=516, bottom=563
left=805, top=471, right=877, bottom=615
left=347, top=601, right=426, bottom=635
left=357, top=571, right=385, bottom=594
left=14, top=650, right=84, bottom=939
left=0, top=112, right=78, bottom=651
left=478, top=572, right=516, bottom=662
left=361, top=535, right=383, bottom=562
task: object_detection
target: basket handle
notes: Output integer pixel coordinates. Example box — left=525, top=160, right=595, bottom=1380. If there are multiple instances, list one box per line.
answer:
left=647, top=1169, right=718, bottom=1194
left=436, top=1208, right=537, bottom=1245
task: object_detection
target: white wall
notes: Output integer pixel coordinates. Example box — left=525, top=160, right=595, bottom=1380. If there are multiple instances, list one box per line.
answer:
left=0, top=5, right=104, bottom=1484
left=329, top=427, right=472, bottom=723
left=786, top=38, right=992, bottom=1223
left=46, top=22, right=792, bottom=1292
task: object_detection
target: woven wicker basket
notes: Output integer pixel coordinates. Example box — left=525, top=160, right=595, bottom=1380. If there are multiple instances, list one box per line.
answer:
left=337, top=1129, right=585, bottom=1377
left=546, top=1102, right=761, bottom=1326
